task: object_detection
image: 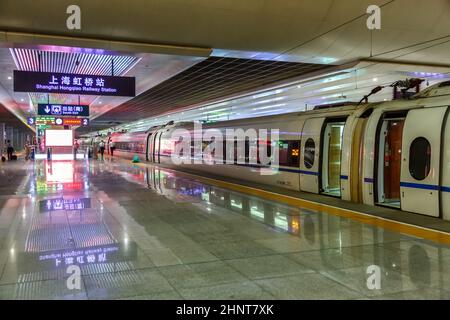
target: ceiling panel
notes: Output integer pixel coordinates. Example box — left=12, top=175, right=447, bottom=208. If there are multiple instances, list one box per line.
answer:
left=83, top=56, right=328, bottom=131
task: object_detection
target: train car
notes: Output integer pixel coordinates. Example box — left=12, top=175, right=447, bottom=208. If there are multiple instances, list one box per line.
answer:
left=107, top=131, right=149, bottom=160
left=106, top=81, right=450, bottom=221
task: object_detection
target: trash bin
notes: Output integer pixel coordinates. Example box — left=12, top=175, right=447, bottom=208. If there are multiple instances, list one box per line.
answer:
left=47, top=147, right=52, bottom=161
left=132, top=155, right=140, bottom=163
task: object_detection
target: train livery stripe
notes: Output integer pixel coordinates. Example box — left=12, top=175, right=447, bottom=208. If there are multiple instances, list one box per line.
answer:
left=340, top=175, right=348, bottom=180
left=158, top=154, right=322, bottom=175
left=364, top=177, right=374, bottom=183
left=400, top=182, right=440, bottom=191
left=299, top=170, right=319, bottom=176
left=442, top=186, right=450, bottom=193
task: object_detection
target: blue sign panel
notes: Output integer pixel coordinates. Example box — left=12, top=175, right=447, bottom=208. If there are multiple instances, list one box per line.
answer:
left=37, top=104, right=89, bottom=116
left=27, top=117, right=35, bottom=125
left=14, top=70, right=135, bottom=97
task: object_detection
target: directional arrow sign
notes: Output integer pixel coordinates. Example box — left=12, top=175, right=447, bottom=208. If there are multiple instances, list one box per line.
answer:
left=37, top=104, right=89, bottom=116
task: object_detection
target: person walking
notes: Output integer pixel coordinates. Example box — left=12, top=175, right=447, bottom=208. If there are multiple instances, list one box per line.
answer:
left=110, top=141, right=116, bottom=156
left=6, top=140, right=14, bottom=161
left=99, top=140, right=105, bottom=160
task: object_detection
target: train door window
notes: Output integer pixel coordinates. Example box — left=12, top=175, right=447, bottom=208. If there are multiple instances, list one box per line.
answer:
left=304, top=138, right=315, bottom=169
left=321, top=121, right=345, bottom=197
left=377, top=117, right=405, bottom=208
left=409, top=137, right=431, bottom=181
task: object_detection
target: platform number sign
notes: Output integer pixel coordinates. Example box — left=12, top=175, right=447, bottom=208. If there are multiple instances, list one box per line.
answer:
left=81, top=118, right=89, bottom=127
left=27, top=117, right=35, bottom=126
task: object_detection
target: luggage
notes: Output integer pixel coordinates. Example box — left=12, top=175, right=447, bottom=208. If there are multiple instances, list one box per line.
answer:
left=1, top=156, right=5, bottom=162
left=11, top=155, right=17, bottom=160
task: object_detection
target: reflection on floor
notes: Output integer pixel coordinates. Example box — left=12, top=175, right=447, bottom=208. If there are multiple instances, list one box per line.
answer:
left=0, top=159, right=450, bottom=299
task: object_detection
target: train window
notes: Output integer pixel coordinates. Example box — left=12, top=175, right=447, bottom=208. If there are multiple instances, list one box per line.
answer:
left=304, top=138, right=315, bottom=169
left=278, top=141, right=300, bottom=167
left=257, top=140, right=272, bottom=164
left=409, top=137, right=431, bottom=181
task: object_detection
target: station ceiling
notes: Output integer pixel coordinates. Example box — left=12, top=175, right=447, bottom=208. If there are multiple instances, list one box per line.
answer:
left=0, top=0, right=449, bottom=132
left=87, top=57, right=329, bottom=129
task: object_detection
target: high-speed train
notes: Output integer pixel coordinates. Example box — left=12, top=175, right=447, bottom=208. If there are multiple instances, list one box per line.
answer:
left=82, top=81, right=450, bottom=220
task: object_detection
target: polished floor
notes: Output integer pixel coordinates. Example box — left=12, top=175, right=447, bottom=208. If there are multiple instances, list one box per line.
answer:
left=0, top=158, right=450, bottom=300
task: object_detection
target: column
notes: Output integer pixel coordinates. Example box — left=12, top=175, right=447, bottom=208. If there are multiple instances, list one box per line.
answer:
left=0, top=123, right=4, bottom=156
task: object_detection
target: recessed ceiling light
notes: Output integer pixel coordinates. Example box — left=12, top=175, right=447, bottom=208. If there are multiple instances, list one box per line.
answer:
left=7, top=76, right=12, bottom=80
left=373, top=77, right=378, bottom=82
left=20, top=98, right=24, bottom=102
left=98, top=101, right=102, bottom=104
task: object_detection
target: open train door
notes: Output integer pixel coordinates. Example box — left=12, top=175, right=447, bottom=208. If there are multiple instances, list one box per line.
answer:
left=300, top=117, right=325, bottom=194
left=400, top=107, right=448, bottom=217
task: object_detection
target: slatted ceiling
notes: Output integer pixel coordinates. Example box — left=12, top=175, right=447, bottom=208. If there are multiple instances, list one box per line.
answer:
left=85, top=57, right=327, bottom=130
left=11, top=48, right=138, bottom=75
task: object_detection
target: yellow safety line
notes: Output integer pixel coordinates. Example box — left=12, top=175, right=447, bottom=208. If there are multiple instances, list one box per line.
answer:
left=123, top=159, right=450, bottom=246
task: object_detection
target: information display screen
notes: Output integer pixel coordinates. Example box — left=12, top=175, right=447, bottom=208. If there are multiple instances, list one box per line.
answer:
left=45, top=130, right=73, bottom=146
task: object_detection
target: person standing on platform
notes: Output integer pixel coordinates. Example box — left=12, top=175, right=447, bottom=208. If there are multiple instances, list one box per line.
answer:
left=24, top=142, right=31, bottom=161
left=110, top=141, right=116, bottom=157
left=73, top=140, right=80, bottom=159
left=6, top=140, right=14, bottom=161
left=99, top=140, right=105, bottom=160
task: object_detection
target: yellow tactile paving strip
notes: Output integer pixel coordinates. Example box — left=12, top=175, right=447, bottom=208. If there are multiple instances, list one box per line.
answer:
left=123, top=159, right=450, bottom=246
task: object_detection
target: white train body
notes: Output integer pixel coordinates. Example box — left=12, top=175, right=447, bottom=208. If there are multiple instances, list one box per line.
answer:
left=92, top=81, right=450, bottom=220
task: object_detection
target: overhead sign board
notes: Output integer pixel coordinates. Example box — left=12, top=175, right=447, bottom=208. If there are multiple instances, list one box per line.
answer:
left=14, top=70, right=135, bottom=97
left=37, top=104, right=89, bottom=117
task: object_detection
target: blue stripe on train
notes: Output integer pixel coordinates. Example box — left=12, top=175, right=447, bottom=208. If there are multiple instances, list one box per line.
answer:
left=400, top=182, right=440, bottom=191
